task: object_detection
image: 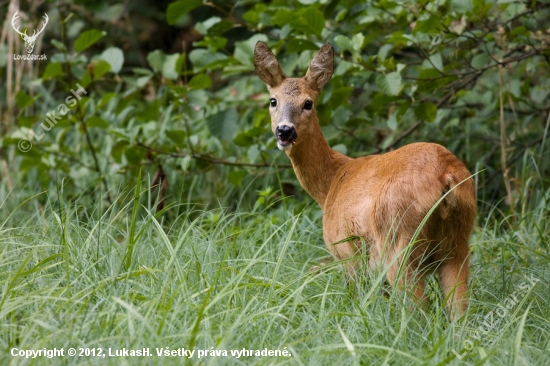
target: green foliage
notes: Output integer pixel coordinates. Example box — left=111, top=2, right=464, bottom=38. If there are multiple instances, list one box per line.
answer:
left=1, top=0, right=550, bottom=215
left=74, top=30, right=106, bottom=53
left=167, top=0, right=204, bottom=25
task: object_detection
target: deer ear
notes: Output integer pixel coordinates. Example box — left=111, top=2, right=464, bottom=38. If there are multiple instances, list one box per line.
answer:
left=254, top=41, right=286, bottom=88
left=305, top=43, right=334, bottom=91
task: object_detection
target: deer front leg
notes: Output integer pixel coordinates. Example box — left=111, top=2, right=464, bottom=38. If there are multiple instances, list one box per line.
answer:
left=322, top=229, right=362, bottom=280
left=384, top=244, right=429, bottom=311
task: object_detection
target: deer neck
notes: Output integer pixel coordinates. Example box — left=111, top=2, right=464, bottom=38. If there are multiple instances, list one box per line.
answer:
left=286, top=119, right=351, bottom=210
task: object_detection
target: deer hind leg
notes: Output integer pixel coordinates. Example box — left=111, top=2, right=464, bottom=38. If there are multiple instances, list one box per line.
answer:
left=386, top=265, right=428, bottom=310
left=437, top=254, right=469, bottom=321
left=384, top=244, right=429, bottom=310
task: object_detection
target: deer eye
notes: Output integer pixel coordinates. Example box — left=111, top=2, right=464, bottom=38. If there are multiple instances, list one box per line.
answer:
left=270, top=98, right=277, bottom=107
left=303, top=100, right=313, bottom=110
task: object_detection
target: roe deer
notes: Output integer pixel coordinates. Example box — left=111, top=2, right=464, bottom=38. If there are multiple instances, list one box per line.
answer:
left=254, top=41, right=477, bottom=320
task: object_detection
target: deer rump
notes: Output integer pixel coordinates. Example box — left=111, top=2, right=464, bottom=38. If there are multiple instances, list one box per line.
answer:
left=322, top=142, right=475, bottom=276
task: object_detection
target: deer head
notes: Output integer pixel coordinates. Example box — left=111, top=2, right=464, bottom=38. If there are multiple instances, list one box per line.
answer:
left=11, top=11, right=49, bottom=54
left=254, top=41, right=334, bottom=152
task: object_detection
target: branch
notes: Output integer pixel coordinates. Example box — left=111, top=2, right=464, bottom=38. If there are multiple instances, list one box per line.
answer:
left=33, top=145, right=94, bottom=169
left=498, top=65, right=514, bottom=209
left=378, top=44, right=541, bottom=153
left=378, top=73, right=476, bottom=152
left=58, top=5, right=111, bottom=204
left=134, top=141, right=292, bottom=169
left=486, top=130, right=550, bottom=185
left=402, top=50, right=539, bottom=82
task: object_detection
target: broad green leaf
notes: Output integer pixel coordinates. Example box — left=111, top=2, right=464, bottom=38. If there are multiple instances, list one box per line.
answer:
left=243, top=10, right=258, bottom=24
left=247, top=145, right=259, bottom=162
left=303, top=7, right=324, bottom=36
left=16, top=91, right=34, bottom=109
left=387, top=31, right=409, bottom=46
left=100, top=47, right=124, bottom=73
left=286, top=39, right=319, bottom=53
left=51, top=39, right=66, bottom=52
left=86, top=116, right=109, bottom=128
left=376, top=72, right=402, bottom=96
left=272, top=8, right=293, bottom=27
left=147, top=50, right=165, bottom=73
left=332, top=106, right=351, bottom=127
left=98, top=93, right=117, bottom=108
left=414, top=102, right=437, bottom=122
left=418, top=67, right=441, bottom=81
left=166, top=130, right=187, bottom=144
left=194, top=36, right=227, bottom=51
left=20, top=157, right=47, bottom=171
left=132, top=67, right=154, bottom=76
left=208, top=20, right=234, bottom=36
left=124, top=146, right=146, bottom=165
left=42, top=62, right=63, bottom=80
left=137, top=100, right=160, bottom=122
left=509, top=79, right=521, bottom=98
left=334, top=35, right=353, bottom=52
left=196, top=17, right=222, bottom=35
left=329, top=87, right=353, bottom=107
left=530, top=87, right=548, bottom=105
left=188, top=49, right=227, bottom=69
left=332, top=143, right=347, bottom=155
left=397, top=100, right=412, bottom=121
left=387, top=112, right=397, bottom=131
left=79, top=72, right=92, bottom=88
left=234, top=132, right=254, bottom=147
left=228, top=171, right=247, bottom=186
left=74, top=29, right=106, bottom=52
left=147, top=50, right=182, bottom=79
left=335, top=8, right=347, bottom=22
left=18, top=116, right=39, bottom=128
left=188, top=74, right=212, bottom=90
left=413, top=15, right=441, bottom=34
left=471, top=53, right=490, bottom=69
left=111, top=140, right=129, bottom=163
left=378, top=44, right=393, bottom=62
left=234, top=34, right=268, bottom=66
left=451, top=0, right=473, bottom=13
left=429, top=53, right=443, bottom=72
left=180, top=155, right=192, bottom=171
left=382, top=57, right=396, bottom=72
left=352, top=33, right=365, bottom=51
left=136, top=76, right=152, bottom=88
left=207, top=109, right=238, bottom=140
left=511, top=25, right=528, bottom=36
left=92, top=60, right=111, bottom=80
left=166, top=0, right=203, bottom=25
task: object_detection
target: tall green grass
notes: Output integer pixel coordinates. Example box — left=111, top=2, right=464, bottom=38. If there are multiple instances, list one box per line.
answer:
left=1, top=158, right=549, bottom=365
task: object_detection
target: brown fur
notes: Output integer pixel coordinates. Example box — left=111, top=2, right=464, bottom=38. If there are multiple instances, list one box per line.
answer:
left=254, top=41, right=477, bottom=320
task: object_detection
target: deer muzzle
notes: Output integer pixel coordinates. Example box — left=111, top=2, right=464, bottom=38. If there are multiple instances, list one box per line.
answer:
left=276, top=124, right=297, bottom=150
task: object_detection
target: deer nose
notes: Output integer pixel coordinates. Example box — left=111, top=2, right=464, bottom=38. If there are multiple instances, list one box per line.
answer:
left=276, top=125, right=296, bottom=141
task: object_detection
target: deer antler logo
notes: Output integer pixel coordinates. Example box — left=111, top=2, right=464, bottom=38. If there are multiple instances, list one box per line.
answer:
left=11, top=11, right=49, bottom=54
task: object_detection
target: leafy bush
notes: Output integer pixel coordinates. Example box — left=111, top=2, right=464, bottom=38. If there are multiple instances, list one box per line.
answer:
left=1, top=0, right=549, bottom=214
